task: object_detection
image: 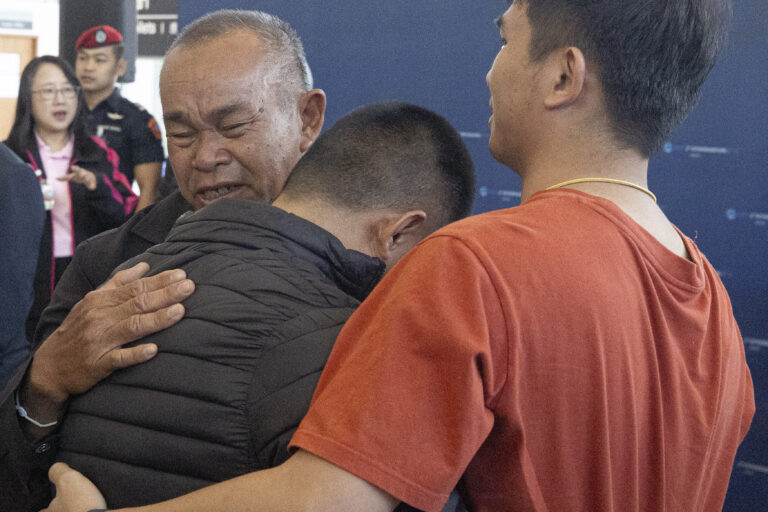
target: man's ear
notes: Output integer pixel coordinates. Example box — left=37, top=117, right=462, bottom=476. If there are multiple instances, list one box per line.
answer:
left=298, top=89, right=326, bottom=153
left=543, top=46, right=586, bottom=109
left=116, top=58, right=127, bottom=79
left=374, top=210, right=427, bottom=269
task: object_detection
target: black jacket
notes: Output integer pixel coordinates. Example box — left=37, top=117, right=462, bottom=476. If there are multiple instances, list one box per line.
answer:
left=56, top=198, right=385, bottom=506
left=0, top=196, right=466, bottom=512
left=0, top=190, right=190, bottom=512
left=86, top=88, right=165, bottom=183
left=23, top=136, right=137, bottom=341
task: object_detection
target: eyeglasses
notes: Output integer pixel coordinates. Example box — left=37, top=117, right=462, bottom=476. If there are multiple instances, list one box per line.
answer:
left=32, top=85, right=80, bottom=102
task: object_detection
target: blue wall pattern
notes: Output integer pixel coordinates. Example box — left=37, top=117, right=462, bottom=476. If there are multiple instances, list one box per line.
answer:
left=181, top=2, right=767, bottom=509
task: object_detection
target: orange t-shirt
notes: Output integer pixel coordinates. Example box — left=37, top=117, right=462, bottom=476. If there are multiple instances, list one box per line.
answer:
left=291, top=189, right=755, bottom=512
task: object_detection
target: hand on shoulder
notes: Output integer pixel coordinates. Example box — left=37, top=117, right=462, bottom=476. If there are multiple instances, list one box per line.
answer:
left=21, top=262, right=195, bottom=434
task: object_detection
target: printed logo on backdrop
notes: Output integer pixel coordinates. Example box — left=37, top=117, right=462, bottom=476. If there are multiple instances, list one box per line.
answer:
left=726, top=209, right=768, bottom=228
left=743, top=337, right=768, bottom=353
left=478, top=186, right=521, bottom=202
left=735, top=460, right=768, bottom=477
left=714, top=269, right=735, bottom=280
left=137, top=0, right=178, bottom=56
left=662, top=142, right=737, bottom=158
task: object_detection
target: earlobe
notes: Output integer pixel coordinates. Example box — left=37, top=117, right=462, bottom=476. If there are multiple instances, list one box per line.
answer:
left=378, top=210, right=427, bottom=268
left=299, top=89, right=327, bottom=153
left=544, top=47, right=586, bottom=109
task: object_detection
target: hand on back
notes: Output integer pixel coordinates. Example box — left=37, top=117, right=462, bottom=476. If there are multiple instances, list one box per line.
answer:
left=28, top=262, right=195, bottom=405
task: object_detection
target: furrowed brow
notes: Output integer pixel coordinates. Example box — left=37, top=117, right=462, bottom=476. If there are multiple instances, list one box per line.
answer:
left=163, top=111, right=189, bottom=125
left=209, top=102, right=251, bottom=124
left=164, top=101, right=254, bottom=127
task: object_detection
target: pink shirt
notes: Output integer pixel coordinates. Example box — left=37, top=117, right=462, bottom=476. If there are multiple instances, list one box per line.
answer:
left=36, top=132, right=75, bottom=258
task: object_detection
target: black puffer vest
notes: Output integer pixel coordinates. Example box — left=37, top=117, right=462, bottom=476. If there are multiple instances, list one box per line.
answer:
left=57, top=198, right=385, bottom=507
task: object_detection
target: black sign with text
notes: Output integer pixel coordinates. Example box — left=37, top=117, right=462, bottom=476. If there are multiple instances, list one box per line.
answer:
left=137, top=0, right=178, bottom=56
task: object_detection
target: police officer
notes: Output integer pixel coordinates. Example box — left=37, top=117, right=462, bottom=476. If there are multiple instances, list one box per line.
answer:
left=75, top=25, right=165, bottom=211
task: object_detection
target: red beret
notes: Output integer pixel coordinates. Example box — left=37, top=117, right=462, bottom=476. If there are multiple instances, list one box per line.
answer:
left=75, top=25, right=123, bottom=51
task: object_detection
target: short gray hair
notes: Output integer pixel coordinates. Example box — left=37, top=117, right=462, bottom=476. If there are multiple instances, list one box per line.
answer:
left=169, top=9, right=312, bottom=92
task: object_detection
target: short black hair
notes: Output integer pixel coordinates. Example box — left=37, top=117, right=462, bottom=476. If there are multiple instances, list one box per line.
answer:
left=516, top=0, right=731, bottom=156
left=282, top=101, right=476, bottom=233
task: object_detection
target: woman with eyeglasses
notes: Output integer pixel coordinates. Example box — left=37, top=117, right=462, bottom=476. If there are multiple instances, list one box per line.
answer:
left=5, top=55, right=137, bottom=341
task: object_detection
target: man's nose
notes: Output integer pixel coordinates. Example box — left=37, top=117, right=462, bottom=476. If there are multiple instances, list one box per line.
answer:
left=192, top=131, right=231, bottom=172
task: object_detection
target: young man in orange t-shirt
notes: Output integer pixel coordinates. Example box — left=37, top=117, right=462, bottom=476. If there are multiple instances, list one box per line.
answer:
left=43, top=1, right=754, bottom=511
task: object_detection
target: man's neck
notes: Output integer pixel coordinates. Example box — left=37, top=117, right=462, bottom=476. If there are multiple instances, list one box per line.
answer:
left=517, top=135, right=650, bottom=202
left=273, top=195, right=350, bottom=249
left=517, top=145, right=690, bottom=259
left=84, top=85, right=117, bottom=111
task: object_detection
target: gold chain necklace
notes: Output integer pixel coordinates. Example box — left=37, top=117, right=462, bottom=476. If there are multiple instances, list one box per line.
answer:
left=546, top=177, right=656, bottom=203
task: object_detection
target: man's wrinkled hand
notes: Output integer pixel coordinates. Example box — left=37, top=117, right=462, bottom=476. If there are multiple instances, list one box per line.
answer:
left=41, top=463, right=106, bottom=512
left=30, top=262, right=195, bottom=404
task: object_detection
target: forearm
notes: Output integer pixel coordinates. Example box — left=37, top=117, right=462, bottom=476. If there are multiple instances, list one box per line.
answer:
left=17, top=358, right=67, bottom=440
left=0, top=371, right=57, bottom=511
left=134, top=162, right=162, bottom=211
left=119, top=465, right=300, bottom=512
left=114, top=451, right=397, bottom=512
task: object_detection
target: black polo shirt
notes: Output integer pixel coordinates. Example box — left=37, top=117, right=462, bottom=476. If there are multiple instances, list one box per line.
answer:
left=86, top=88, right=165, bottom=183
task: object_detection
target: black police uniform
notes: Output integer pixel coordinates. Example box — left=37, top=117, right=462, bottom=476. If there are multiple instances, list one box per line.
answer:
left=86, top=88, right=165, bottom=183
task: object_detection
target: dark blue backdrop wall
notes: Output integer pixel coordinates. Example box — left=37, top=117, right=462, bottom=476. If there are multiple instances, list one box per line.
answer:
left=180, top=2, right=767, bottom=509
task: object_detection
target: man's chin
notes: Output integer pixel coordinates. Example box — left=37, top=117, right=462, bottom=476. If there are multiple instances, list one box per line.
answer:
left=78, top=82, right=99, bottom=93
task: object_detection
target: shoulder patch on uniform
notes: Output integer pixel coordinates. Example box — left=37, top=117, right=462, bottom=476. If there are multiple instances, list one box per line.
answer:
left=148, top=117, right=162, bottom=140
left=107, top=112, right=125, bottom=121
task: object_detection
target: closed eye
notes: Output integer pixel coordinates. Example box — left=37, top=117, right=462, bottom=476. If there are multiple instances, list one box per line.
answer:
left=168, top=131, right=196, bottom=147
left=223, top=122, right=249, bottom=131
left=221, top=120, right=253, bottom=137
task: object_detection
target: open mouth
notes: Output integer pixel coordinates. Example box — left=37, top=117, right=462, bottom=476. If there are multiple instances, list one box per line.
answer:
left=197, top=184, right=245, bottom=203
left=53, top=111, right=68, bottom=121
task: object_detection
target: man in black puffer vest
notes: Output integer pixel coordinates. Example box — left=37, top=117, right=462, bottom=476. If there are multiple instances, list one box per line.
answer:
left=39, top=102, right=475, bottom=511
left=1, top=13, right=323, bottom=510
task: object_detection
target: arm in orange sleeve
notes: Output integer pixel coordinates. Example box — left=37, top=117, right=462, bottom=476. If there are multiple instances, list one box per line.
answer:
left=291, top=234, right=509, bottom=512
